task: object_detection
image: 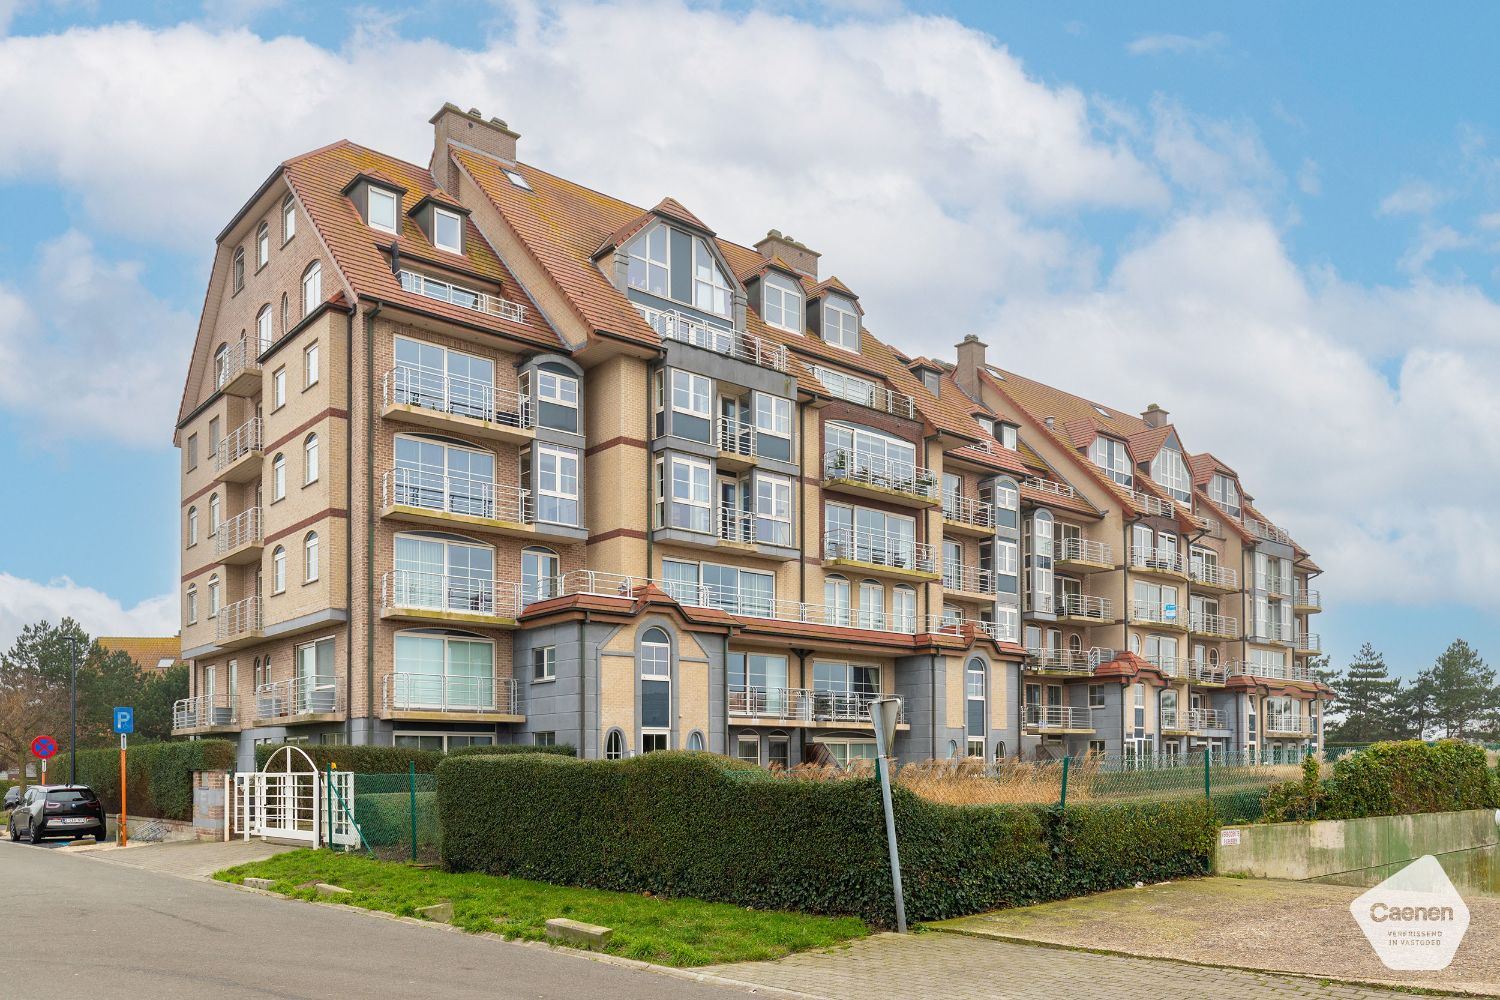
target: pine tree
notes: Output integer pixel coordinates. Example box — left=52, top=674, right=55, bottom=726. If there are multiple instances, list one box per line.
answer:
left=1323, top=642, right=1404, bottom=743
left=1412, top=639, right=1497, bottom=740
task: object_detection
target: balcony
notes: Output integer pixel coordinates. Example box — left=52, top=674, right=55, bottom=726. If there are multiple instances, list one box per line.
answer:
left=1124, top=489, right=1178, bottom=519
left=1189, top=610, right=1240, bottom=639
left=1231, top=660, right=1314, bottom=682
left=381, top=467, right=574, bottom=540
left=1023, top=476, right=1078, bottom=501
left=382, top=673, right=520, bottom=721
left=942, top=563, right=997, bottom=599
left=382, top=365, right=533, bottom=444
left=381, top=570, right=521, bottom=627
left=925, top=614, right=1015, bottom=644
left=1161, top=708, right=1227, bottom=733
left=1024, top=704, right=1094, bottom=733
left=1295, top=587, right=1322, bottom=613
left=1190, top=561, right=1239, bottom=592
left=727, top=687, right=906, bottom=727
left=214, top=417, right=263, bottom=483
left=1129, top=546, right=1186, bottom=578
left=1152, top=657, right=1229, bottom=685
left=812, top=365, right=918, bottom=420
left=171, top=693, right=239, bottom=733
left=822, top=450, right=939, bottom=508
left=635, top=304, right=790, bottom=374
left=1054, top=593, right=1113, bottom=624
left=215, top=596, right=263, bottom=650
left=214, top=507, right=263, bottom=565
left=1024, top=646, right=1113, bottom=676
left=398, top=268, right=526, bottom=324
left=253, top=674, right=342, bottom=724
left=716, top=417, right=762, bottom=472
left=1294, top=632, right=1321, bottom=654
left=1265, top=712, right=1316, bottom=736
left=1245, top=517, right=1292, bottom=545
left=713, top=509, right=796, bottom=556
left=823, top=527, right=938, bottom=581
left=941, top=493, right=995, bottom=536
left=1054, top=537, right=1113, bottom=572
left=1129, top=600, right=1186, bottom=631
left=215, top=336, right=264, bottom=397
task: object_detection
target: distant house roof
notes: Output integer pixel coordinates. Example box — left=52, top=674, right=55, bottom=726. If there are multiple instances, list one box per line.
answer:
left=97, top=636, right=180, bottom=674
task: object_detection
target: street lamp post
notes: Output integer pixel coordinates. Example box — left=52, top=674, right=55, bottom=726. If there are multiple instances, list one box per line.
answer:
left=68, top=636, right=80, bottom=786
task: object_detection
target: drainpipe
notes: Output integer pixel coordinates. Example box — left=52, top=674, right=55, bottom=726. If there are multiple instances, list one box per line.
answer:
left=929, top=651, right=939, bottom=760
left=645, top=360, right=656, bottom=576
left=364, top=303, right=381, bottom=735
left=344, top=307, right=355, bottom=745
left=578, top=611, right=589, bottom=756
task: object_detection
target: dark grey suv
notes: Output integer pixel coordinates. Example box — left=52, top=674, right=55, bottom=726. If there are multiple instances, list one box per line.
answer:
left=8, top=785, right=106, bottom=843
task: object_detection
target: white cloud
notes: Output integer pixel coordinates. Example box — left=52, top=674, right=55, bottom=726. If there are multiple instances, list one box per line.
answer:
left=1126, top=31, right=1226, bottom=56
left=0, top=574, right=176, bottom=652
left=0, top=231, right=194, bottom=446
left=1378, top=179, right=1448, bottom=216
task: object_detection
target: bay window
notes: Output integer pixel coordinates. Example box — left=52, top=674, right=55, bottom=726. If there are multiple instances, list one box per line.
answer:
left=753, top=473, right=793, bottom=546
left=532, top=444, right=580, bottom=525
left=659, top=454, right=711, bottom=533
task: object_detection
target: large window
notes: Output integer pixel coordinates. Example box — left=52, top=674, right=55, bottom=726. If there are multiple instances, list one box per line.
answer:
left=535, top=369, right=578, bottom=408
left=640, top=627, right=671, bottom=752
left=626, top=225, right=669, bottom=297
left=812, top=661, right=880, bottom=724
left=1089, top=436, right=1133, bottom=487
left=692, top=237, right=731, bottom=316
left=1209, top=473, right=1240, bottom=516
left=393, top=632, right=493, bottom=710
left=1026, top=511, right=1054, bottom=613
left=394, top=436, right=495, bottom=518
left=824, top=575, right=851, bottom=626
left=812, top=366, right=880, bottom=409
left=753, top=392, right=792, bottom=439
left=966, top=658, right=986, bottom=757
left=825, top=502, right=917, bottom=568
left=522, top=547, right=561, bottom=605
left=823, top=295, right=860, bottom=351
left=729, top=652, right=790, bottom=706
left=367, top=186, right=399, bottom=233
left=393, top=534, right=494, bottom=614
left=892, top=585, right=916, bottom=633
left=670, top=370, right=711, bottom=418
left=761, top=272, right=802, bottom=332
left=394, top=337, right=496, bottom=421
left=825, top=422, right=916, bottom=482
left=659, top=454, right=711, bottom=533
left=753, top=473, right=793, bottom=546
left=532, top=444, right=580, bottom=525
left=857, top=579, right=885, bottom=630
left=663, top=559, right=773, bottom=617
left=1151, top=444, right=1190, bottom=503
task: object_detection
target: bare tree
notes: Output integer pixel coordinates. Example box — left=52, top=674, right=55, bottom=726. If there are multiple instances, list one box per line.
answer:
left=0, top=620, right=81, bottom=790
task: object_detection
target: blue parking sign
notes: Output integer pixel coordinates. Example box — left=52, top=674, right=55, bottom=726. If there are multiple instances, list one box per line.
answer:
left=113, top=707, right=134, bottom=735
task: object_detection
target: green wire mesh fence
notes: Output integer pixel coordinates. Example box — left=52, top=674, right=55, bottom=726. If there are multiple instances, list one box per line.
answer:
left=328, top=767, right=440, bottom=863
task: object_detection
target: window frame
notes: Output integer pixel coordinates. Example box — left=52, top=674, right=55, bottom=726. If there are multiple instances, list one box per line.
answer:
left=282, top=194, right=296, bottom=243
left=535, top=369, right=578, bottom=408
left=761, top=271, right=802, bottom=332
left=271, top=545, right=287, bottom=594
left=304, top=342, right=320, bottom=388
left=303, top=531, right=319, bottom=584
left=301, top=261, right=322, bottom=317
left=823, top=295, right=860, bottom=352
left=669, top=369, right=711, bottom=419
left=303, top=433, right=319, bottom=485
left=232, top=247, right=245, bottom=293
left=532, top=644, right=557, bottom=682
left=271, top=453, right=287, bottom=502
left=366, top=186, right=399, bottom=234
left=432, top=207, right=463, bottom=254
left=255, top=222, right=270, bottom=269
left=533, top=443, right=580, bottom=526
left=752, top=391, right=792, bottom=439
left=272, top=366, right=287, bottom=409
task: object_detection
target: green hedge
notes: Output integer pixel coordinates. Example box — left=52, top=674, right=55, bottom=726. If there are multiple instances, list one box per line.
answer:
left=253, top=741, right=574, bottom=775
left=43, top=740, right=236, bottom=821
left=437, top=751, right=1216, bottom=926
left=1261, top=741, right=1500, bottom=823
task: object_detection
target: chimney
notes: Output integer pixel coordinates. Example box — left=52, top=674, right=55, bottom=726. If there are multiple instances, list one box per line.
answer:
left=954, top=334, right=988, bottom=399
left=429, top=102, right=520, bottom=192
left=753, top=230, right=820, bottom=280
left=1141, top=403, right=1170, bottom=429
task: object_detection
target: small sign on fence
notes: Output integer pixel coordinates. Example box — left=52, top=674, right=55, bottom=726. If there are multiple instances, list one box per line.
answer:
left=1220, top=828, right=1241, bottom=847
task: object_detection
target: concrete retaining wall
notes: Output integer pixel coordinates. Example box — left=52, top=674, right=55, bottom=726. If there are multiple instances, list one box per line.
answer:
left=1217, top=808, right=1500, bottom=880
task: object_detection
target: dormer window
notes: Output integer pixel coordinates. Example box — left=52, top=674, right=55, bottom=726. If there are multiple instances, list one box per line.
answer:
left=762, top=272, right=802, bottom=332
left=692, top=238, right=731, bottom=316
left=974, top=415, right=995, bottom=436
left=625, top=224, right=733, bottom=318
left=1150, top=444, right=1190, bottom=503
left=627, top=226, right=669, bottom=297
left=367, top=186, right=399, bottom=233
left=1089, top=436, right=1132, bottom=487
left=998, top=423, right=1019, bottom=450
left=1209, top=473, right=1241, bottom=517
left=823, top=295, right=860, bottom=352
left=433, top=208, right=463, bottom=254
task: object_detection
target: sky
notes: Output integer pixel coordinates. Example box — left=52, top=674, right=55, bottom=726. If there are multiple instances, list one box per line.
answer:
left=0, top=0, right=1497, bottom=679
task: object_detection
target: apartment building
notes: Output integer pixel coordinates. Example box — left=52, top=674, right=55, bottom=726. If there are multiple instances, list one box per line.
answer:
left=173, top=105, right=1329, bottom=769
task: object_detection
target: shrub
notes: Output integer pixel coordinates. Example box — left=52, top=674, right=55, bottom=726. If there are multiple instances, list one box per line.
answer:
left=251, top=741, right=574, bottom=776
left=44, top=740, right=236, bottom=821
left=1259, top=754, right=1327, bottom=823
left=1319, top=740, right=1499, bottom=820
left=437, top=751, right=1216, bottom=926
left=448, top=744, right=575, bottom=759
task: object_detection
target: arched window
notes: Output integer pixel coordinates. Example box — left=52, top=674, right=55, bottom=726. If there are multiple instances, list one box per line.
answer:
left=208, top=574, right=221, bottom=617
left=282, top=193, right=296, bottom=242
left=640, top=627, right=671, bottom=753
left=271, top=545, right=286, bottom=593
left=232, top=246, right=245, bottom=292
left=824, top=575, right=850, bottom=626
left=256, top=222, right=270, bottom=268
left=187, top=506, right=198, bottom=546
left=605, top=730, right=624, bottom=760
left=522, top=546, right=559, bottom=605
left=271, top=453, right=286, bottom=501
left=994, top=477, right=1020, bottom=530
left=186, top=584, right=198, bottom=625
left=280, top=292, right=289, bottom=333
left=966, top=657, right=986, bottom=757
left=1027, top=509, right=1054, bottom=614
left=304, top=433, right=319, bottom=484
left=686, top=731, right=705, bottom=752
left=994, top=740, right=1007, bottom=762
left=213, top=343, right=228, bottom=389
left=1068, top=633, right=1083, bottom=654
left=256, top=304, right=272, bottom=351
left=301, top=260, right=321, bottom=316
left=304, top=532, right=319, bottom=583
left=208, top=493, right=221, bottom=535
left=1129, top=632, right=1141, bottom=654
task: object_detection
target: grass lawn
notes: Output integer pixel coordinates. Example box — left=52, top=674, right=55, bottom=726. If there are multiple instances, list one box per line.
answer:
left=215, top=849, right=869, bottom=967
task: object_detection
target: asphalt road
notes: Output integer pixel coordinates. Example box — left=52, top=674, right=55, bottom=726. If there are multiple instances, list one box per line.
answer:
left=0, top=842, right=753, bottom=1000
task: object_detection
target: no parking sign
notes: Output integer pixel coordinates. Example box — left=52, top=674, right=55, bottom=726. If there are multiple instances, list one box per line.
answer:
left=30, top=735, right=56, bottom=759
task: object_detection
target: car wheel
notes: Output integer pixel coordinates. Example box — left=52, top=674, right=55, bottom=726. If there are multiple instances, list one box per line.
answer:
left=7, top=823, right=16, bottom=842
left=27, top=823, right=39, bottom=844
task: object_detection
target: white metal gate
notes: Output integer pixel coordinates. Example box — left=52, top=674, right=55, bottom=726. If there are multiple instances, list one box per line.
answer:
left=233, top=746, right=358, bottom=847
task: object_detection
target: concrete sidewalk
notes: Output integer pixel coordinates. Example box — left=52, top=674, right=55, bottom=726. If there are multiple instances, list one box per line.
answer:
left=62, top=837, right=293, bottom=878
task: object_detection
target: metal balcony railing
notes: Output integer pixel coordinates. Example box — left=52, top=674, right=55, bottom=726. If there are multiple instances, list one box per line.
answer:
left=172, top=693, right=237, bottom=730
left=925, top=614, right=1018, bottom=643
left=812, top=365, right=917, bottom=420
left=942, top=492, right=994, bottom=530
left=383, top=467, right=531, bottom=524
left=1245, top=517, right=1292, bottom=544
left=1054, top=593, right=1113, bottom=620
left=214, top=507, right=262, bottom=557
left=716, top=416, right=761, bottom=459
left=1295, top=587, right=1322, bottom=609
left=1231, top=660, right=1313, bottom=682
left=1055, top=537, right=1113, bottom=565
left=1162, top=708, right=1227, bottom=731
left=382, top=570, right=522, bottom=620
left=635, top=304, right=790, bottom=373
left=1024, top=647, right=1114, bottom=675
left=383, top=365, right=532, bottom=429
left=1294, top=632, right=1321, bottom=653
left=1129, top=546, right=1186, bottom=575
left=254, top=674, right=342, bottom=721
left=823, top=526, right=936, bottom=574
left=1190, top=611, right=1240, bottom=639
left=1151, top=657, right=1229, bottom=685
left=1023, top=476, right=1077, bottom=500
left=1025, top=705, right=1093, bottom=730
left=727, top=686, right=903, bottom=724
left=718, top=509, right=755, bottom=544
left=1190, top=561, right=1238, bottom=589
left=215, top=596, right=262, bottom=643
left=1130, top=600, right=1182, bottom=627
left=1124, top=489, right=1178, bottom=518
left=214, top=417, right=262, bottom=472
left=383, top=673, right=517, bottom=715
left=1265, top=712, right=1316, bottom=735
left=823, top=450, right=939, bottom=502
left=214, top=336, right=263, bottom=391
left=942, top=564, right=997, bottom=596
left=398, top=269, right=526, bottom=323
